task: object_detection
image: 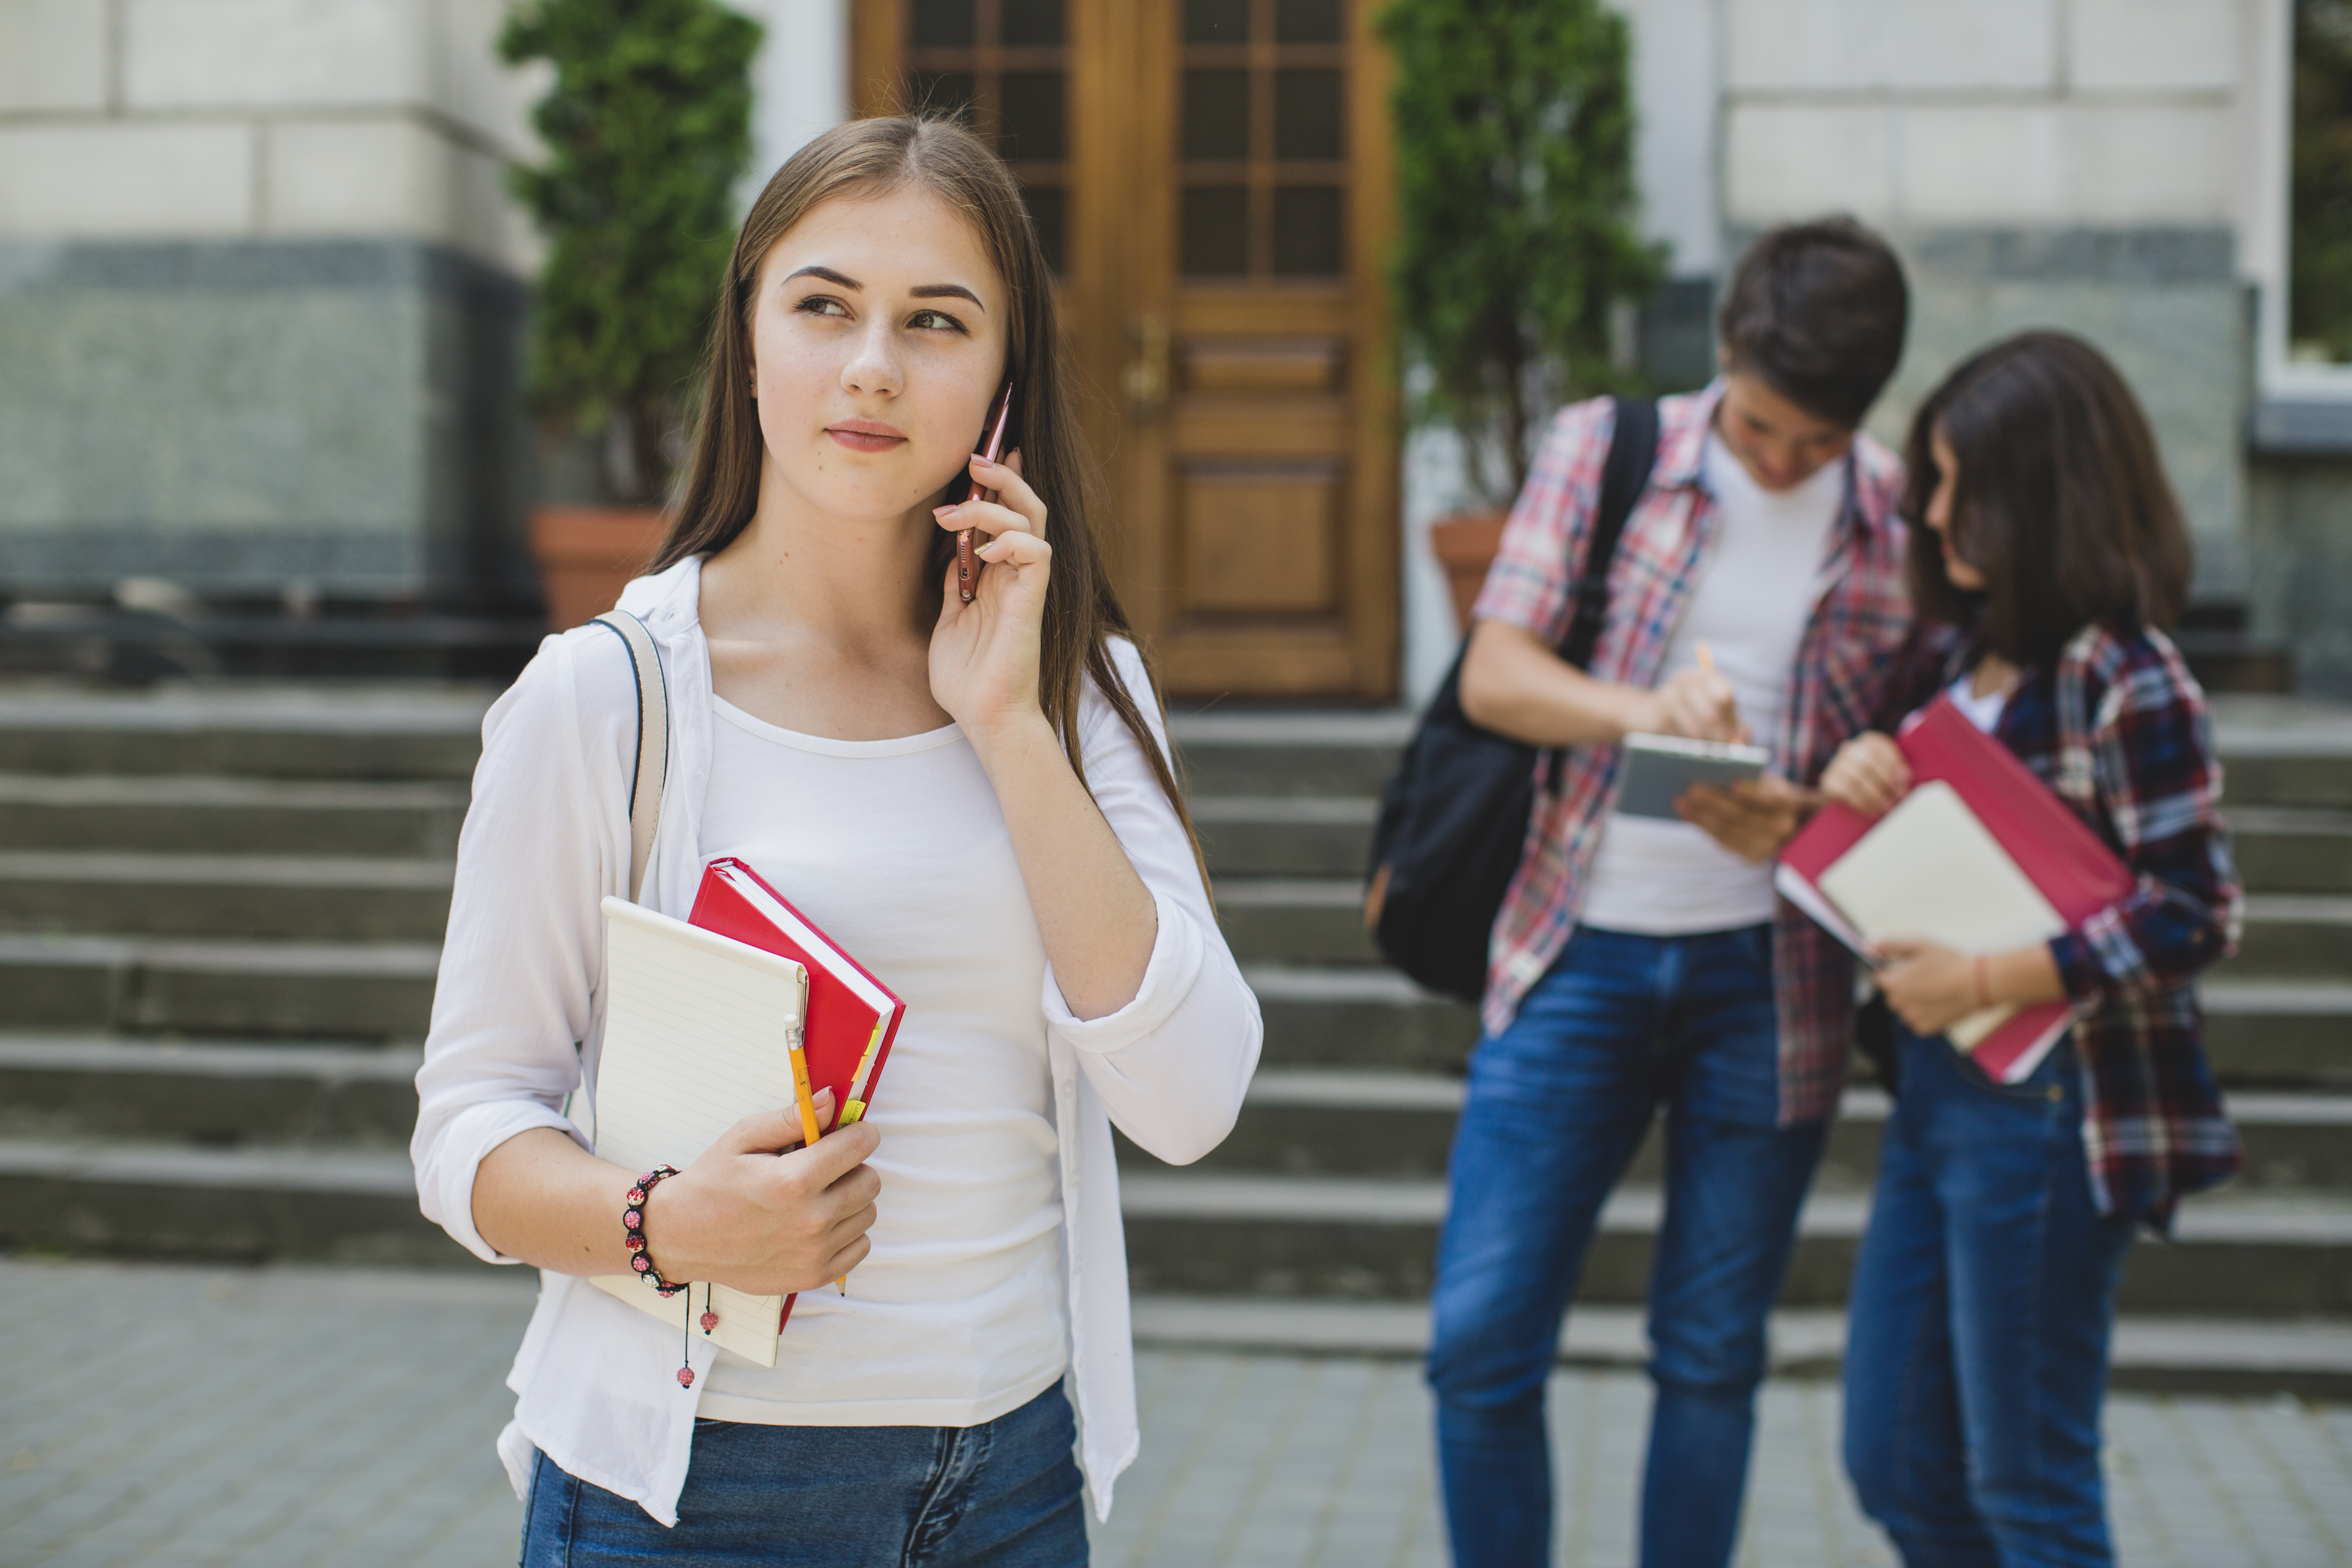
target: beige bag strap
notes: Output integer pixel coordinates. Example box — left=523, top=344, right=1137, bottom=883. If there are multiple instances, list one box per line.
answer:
left=592, top=609, right=668, bottom=903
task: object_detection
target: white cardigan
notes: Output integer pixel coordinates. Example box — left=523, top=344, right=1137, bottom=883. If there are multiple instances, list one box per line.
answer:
left=410, top=557, right=1261, bottom=1526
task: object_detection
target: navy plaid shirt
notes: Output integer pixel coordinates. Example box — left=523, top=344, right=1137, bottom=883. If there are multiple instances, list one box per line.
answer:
left=1878, top=620, right=2244, bottom=1227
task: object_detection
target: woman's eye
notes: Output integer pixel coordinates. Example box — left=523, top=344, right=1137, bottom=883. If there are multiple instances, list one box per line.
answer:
left=909, top=310, right=967, bottom=334
left=797, top=295, right=850, bottom=318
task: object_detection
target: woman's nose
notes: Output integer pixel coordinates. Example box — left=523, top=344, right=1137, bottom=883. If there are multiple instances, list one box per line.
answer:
left=842, top=325, right=903, bottom=396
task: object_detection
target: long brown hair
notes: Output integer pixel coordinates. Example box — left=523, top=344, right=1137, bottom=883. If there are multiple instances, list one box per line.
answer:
left=654, top=114, right=1206, bottom=880
left=1902, top=330, right=2191, bottom=666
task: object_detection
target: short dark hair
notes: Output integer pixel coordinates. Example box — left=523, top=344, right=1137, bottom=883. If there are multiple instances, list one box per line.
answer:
left=1904, top=330, right=2191, bottom=666
left=1717, top=218, right=1909, bottom=426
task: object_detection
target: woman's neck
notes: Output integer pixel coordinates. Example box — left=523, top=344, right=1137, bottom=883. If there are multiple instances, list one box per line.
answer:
left=1969, top=651, right=2020, bottom=699
left=703, top=467, right=935, bottom=643
left=694, top=465, right=954, bottom=740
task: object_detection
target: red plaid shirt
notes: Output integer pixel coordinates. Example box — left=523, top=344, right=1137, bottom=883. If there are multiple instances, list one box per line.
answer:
left=1470, top=383, right=1912, bottom=1123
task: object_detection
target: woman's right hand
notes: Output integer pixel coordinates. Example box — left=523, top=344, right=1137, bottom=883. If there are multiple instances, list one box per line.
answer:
left=1820, top=732, right=1910, bottom=817
left=643, top=1089, right=882, bottom=1296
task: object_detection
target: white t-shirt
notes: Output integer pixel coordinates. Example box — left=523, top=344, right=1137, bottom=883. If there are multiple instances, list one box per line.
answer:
left=1947, top=670, right=2009, bottom=733
left=1578, top=432, right=1846, bottom=935
left=691, top=697, right=1067, bottom=1428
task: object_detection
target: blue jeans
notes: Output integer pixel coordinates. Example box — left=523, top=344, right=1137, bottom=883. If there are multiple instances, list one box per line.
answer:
left=1427, top=924, right=1828, bottom=1568
left=519, top=1383, right=1087, bottom=1566
left=1843, top=1025, right=2136, bottom=1568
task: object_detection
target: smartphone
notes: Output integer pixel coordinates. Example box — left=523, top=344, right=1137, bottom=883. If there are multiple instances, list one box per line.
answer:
left=956, top=377, right=1017, bottom=604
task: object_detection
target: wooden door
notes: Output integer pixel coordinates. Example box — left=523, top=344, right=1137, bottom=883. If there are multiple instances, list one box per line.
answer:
left=852, top=0, right=1399, bottom=699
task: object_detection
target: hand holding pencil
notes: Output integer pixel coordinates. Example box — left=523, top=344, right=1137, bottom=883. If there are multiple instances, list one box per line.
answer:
left=1649, top=640, right=1746, bottom=744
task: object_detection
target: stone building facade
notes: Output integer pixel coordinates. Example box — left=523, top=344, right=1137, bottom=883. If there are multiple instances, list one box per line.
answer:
left=2, top=0, right=2345, bottom=691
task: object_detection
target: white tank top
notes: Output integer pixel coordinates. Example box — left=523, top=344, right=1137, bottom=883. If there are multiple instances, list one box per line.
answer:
left=689, top=696, right=1067, bottom=1428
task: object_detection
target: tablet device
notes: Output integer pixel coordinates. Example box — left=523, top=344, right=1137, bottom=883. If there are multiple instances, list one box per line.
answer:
left=1613, top=733, right=1771, bottom=819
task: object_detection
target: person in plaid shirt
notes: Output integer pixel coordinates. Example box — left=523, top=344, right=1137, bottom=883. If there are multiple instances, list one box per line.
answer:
left=1826, top=332, right=2241, bottom=1567
left=1426, top=220, right=1914, bottom=1568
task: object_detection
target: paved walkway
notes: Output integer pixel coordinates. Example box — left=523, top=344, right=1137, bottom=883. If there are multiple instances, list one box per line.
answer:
left=3, top=1259, right=2348, bottom=1567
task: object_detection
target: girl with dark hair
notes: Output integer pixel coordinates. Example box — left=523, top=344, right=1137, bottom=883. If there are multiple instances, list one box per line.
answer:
left=1821, top=331, right=2241, bottom=1566
left=410, top=115, right=1261, bottom=1564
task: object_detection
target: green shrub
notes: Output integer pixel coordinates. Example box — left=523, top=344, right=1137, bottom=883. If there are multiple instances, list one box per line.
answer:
left=1380, top=0, right=1663, bottom=506
left=501, top=0, right=764, bottom=503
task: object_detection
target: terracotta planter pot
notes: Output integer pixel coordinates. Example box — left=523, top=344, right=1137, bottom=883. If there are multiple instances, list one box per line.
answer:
left=528, top=505, right=670, bottom=631
left=1429, top=510, right=1508, bottom=632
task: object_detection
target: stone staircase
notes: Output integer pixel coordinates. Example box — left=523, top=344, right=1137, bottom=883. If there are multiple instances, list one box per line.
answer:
left=2, top=685, right=2351, bottom=1394
left=1138, top=701, right=2352, bottom=1396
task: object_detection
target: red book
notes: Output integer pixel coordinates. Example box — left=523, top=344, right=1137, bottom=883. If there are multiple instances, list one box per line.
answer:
left=1776, top=696, right=2132, bottom=1082
left=691, top=858, right=906, bottom=1121
left=689, top=857, right=907, bottom=1327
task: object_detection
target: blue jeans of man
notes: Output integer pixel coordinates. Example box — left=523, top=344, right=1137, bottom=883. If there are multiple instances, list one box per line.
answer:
left=1426, top=924, right=1829, bottom=1568
left=519, top=1383, right=1088, bottom=1566
left=1843, top=1025, right=2137, bottom=1568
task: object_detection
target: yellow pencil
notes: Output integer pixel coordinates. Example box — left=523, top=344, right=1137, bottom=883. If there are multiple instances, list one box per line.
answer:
left=784, top=1027, right=849, bottom=1296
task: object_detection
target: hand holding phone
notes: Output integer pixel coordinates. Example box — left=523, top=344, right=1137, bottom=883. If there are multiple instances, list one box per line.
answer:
left=958, top=378, right=1016, bottom=605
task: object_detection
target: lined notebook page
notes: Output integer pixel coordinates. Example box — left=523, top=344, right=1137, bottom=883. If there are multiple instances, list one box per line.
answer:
left=589, top=897, right=808, bottom=1368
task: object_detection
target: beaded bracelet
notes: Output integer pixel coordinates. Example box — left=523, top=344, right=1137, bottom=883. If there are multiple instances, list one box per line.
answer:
left=622, top=1166, right=688, bottom=1298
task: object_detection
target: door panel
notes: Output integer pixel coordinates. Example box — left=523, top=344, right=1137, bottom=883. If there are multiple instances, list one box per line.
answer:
left=852, top=0, right=1397, bottom=699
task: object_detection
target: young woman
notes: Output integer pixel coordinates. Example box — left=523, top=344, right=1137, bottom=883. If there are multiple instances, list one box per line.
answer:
left=1820, top=331, right=2241, bottom=1567
left=410, top=116, right=1261, bottom=1563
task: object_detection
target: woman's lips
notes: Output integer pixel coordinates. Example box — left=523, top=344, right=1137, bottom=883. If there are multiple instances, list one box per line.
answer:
left=826, top=424, right=906, bottom=453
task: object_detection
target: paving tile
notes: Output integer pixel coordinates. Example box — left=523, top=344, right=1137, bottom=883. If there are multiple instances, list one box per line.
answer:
left=7, top=1259, right=2352, bottom=1565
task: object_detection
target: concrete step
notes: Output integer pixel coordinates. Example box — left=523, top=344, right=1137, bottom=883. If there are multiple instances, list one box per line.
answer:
left=1223, top=879, right=2352, bottom=976
left=2201, top=978, right=2352, bottom=1087
left=1247, top=967, right=2352, bottom=1089
left=1168, top=711, right=1410, bottom=798
left=0, top=1136, right=466, bottom=1265
left=0, top=1036, right=421, bottom=1147
left=2230, top=894, right=2352, bottom=976
left=1194, top=795, right=1376, bottom=880
left=0, top=773, right=469, bottom=857
left=0, top=852, right=454, bottom=941
left=2231, top=807, right=2352, bottom=894
left=0, top=933, right=437, bottom=1038
left=16, top=1132, right=2341, bottom=1320
left=1127, top=1295, right=2352, bottom=1401
left=0, top=685, right=491, bottom=780
left=1218, top=880, right=1379, bottom=966
left=1121, top=1073, right=2352, bottom=1195
left=1170, top=699, right=2352, bottom=809
left=2212, top=696, right=2352, bottom=808
left=1194, top=797, right=2352, bottom=893
left=1116, top=1173, right=2352, bottom=1316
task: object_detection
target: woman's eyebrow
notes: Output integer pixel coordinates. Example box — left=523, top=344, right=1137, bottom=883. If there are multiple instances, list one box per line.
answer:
left=786, top=265, right=860, bottom=289
left=910, top=283, right=986, bottom=311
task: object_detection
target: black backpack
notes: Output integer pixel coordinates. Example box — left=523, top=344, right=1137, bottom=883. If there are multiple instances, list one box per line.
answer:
left=1364, top=397, right=1661, bottom=1004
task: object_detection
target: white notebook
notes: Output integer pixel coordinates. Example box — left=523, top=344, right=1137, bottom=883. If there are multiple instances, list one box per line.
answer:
left=1815, top=780, right=2067, bottom=1051
left=588, top=896, right=810, bottom=1368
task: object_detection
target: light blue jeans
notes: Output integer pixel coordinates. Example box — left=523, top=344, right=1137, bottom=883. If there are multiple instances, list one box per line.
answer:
left=520, top=1383, right=1087, bottom=1566
left=1426, top=924, right=1829, bottom=1568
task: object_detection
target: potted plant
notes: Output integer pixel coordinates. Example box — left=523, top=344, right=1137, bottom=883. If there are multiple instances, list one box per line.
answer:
left=1379, top=0, right=1662, bottom=629
left=502, top=0, right=763, bottom=629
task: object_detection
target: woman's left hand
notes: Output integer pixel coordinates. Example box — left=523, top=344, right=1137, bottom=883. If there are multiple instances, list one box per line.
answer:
left=929, top=449, right=1053, bottom=741
left=1874, top=938, right=1983, bottom=1037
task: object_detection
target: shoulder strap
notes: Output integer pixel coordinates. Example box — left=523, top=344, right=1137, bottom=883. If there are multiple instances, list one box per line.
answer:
left=592, top=609, right=669, bottom=903
left=1559, top=395, right=1660, bottom=671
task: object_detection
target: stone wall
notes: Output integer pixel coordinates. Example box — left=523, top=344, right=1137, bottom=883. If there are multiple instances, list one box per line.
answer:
left=1721, top=0, right=2254, bottom=599
left=2250, top=453, right=2352, bottom=698
left=0, top=0, right=541, bottom=607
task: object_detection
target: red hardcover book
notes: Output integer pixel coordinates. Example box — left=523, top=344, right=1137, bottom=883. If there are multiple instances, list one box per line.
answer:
left=688, top=857, right=907, bottom=1327
left=1776, top=696, right=2132, bottom=1082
